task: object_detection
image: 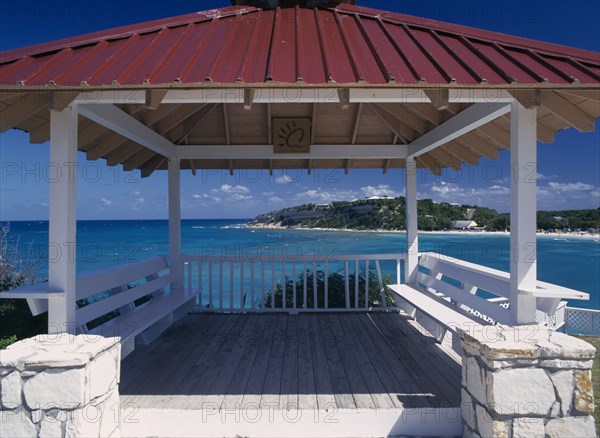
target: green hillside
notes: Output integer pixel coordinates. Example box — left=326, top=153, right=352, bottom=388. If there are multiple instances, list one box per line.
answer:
left=251, top=198, right=599, bottom=232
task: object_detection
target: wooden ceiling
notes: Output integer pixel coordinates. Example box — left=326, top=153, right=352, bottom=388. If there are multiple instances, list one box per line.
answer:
left=0, top=89, right=598, bottom=177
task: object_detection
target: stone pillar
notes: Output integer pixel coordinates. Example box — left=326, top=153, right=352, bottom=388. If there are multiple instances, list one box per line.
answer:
left=1, top=334, right=121, bottom=437
left=460, top=325, right=596, bottom=438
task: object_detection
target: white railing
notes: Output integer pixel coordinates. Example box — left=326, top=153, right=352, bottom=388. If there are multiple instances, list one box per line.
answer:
left=181, top=253, right=404, bottom=312
left=564, top=306, right=600, bottom=335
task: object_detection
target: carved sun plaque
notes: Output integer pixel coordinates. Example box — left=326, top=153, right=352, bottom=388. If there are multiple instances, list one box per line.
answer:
left=273, top=118, right=311, bottom=154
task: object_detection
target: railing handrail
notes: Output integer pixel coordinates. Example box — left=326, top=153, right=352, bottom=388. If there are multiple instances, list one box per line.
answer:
left=565, top=306, right=600, bottom=314
left=180, top=253, right=406, bottom=263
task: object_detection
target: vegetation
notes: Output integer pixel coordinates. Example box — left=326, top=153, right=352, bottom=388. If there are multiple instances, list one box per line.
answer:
left=262, top=268, right=395, bottom=309
left=0, top=224, right=46, bottom=349
left=252, top=198, right=600, bottom=232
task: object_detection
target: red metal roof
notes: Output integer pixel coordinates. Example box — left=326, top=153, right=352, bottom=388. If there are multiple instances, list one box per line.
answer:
left=1, top=4, right=599, bottom=87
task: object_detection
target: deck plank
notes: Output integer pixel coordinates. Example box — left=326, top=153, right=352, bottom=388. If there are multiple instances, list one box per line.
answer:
left=296, top=314, right=318, bottom=410
left=307, top=313, right=337, bottom=410
left=166, top=314, right=241, bottom=409
left=260, top=314, right=288, bottom=409
left=318, top=314, right=356, bottom=409
left=223, top=313, right=270, bottom=409
left=240, top=314, right=278, bottom=409
left=119, top=312, right=461, bottom=411
left=350, top=313, right=430, bottom=408
left=331, top=314, right=395, bottom=409
left=280, top=314, right=299, bottom=410
left=183, top=314, right=255, bottom=409
left=375, top=312, right=461, bottom=406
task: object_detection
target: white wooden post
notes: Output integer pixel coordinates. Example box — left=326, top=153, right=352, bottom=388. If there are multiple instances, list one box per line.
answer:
left=48, top=105, right=78, bottom=334
left=405, top=157, right=418, bottom=284
left=510, top=102, right=538, bottom=325
left=168, top=158, right=182, bottom=291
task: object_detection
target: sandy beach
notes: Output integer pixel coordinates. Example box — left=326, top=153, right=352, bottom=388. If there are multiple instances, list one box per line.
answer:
left=248, top=223, right=600, bottom=240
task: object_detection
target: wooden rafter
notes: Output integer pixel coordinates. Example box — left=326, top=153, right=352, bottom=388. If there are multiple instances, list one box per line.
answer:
left=351, top=103, right=363, bottom=144
left=175, top=104, right=217, bottom=144
left=0, top=95, right=49, bottom=132
left=86, top=134, right=129, bottom=160
left=369, top=103, right=416, bottom=143
left=541, top=90, right=595, bottom=132
left=223, top=104, right=231, bottom=145
left=508, top=89, right=541, bottom=109
left=376, top=103, right=429, bottom=133
left=123, top=148, right=157, bottom=171
left=145, top=90, right=168, bottom=110
left=424, top=89, right=449, bottom=110
left=141, top=155, right=166, bottom=178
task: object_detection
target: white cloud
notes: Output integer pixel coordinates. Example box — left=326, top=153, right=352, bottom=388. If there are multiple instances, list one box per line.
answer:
left=274, top=175, right=294, bottom=185
left=101, top=197, right=112, bottom=207
left=192, top=193, right=221, bottom=203
left=536, top=173, right=557, bottom=181
left=213, top=184, right=250, bottom=194
left=547, top=182, right=595, bottom=192
left=131, top=197, right=145, bottom=210
left=231, top=193, right=253, bottom=202
left=294, top=188, right=359, bottom=204
left=360, top=185, right=400, bottom=198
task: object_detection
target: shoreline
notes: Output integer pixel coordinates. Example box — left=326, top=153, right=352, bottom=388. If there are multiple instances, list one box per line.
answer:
left=248, top=223, right=600, bottom=240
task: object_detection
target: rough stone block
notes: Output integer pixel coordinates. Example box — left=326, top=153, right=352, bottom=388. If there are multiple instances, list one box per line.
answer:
left=549, top=370, right=573, bottom=415
left=463, top=424, right=482, bottom=438
left=545, top=416, right=596, bottom=438
left=574, top=370, right=594, bottom=414
left=23, top=367, right=87, bottom=409
left=512, top=417, right=545, bottom=438
left=0, top=371, right=22, bottom=409
left=540, top=358, right=593, bottom=369
left=0, top=408, right=37, bottom=437
left=98, top=389, right=121, bottom=438
left=538, top=332, right=596, bottom=359
left=460, top=326, right=539, bottom=362
left=40, top=415, right=64, bottom=437
left=461, top=388, right=477, bottom=432
left=465, top=356, right=487, bottom=405
left=475, top=404, right=508, bottom=438
left=487, top=368, right=555, bottom=416
left=89, top=351, right=117, bottom=400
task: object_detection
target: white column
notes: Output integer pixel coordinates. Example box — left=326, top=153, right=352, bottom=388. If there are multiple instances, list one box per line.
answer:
left=510, top=102, right=538, bottom=325
left=48, top=105, right=78, bottom=334
left=168, top=158, right=182, bottom=291
left=405, top=157, right=419, bottom=284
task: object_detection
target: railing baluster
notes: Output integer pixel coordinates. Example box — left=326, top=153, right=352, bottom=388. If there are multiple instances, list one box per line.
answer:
left=397, top=258, right=402, bottom=284
left=292, top=263, right=297, bottom=309
left=282, top=262, right=286, bottom=310
left=250, top=263, right=255, bottom=311
left=303, top=262, right=308, bottom=309
left=209, top=262, right=213, bottom=309
left=187, top=261, right=192, bottom=295
left=198, top=262, right=203, bottom=308
left=312, top=261, right=317, bottom=309
left=230, top=261, right=234, bottom=310
left=344, top=261, right=350, bottom=309
left=365, top=260, right=369, bottom=308
left=376, top=260, right=384, bottom=308
left=261, top=262, right=265, bottom=310
left=240, top=262, right=244, bottom=311
left=219, top=261, right=223, bottom=310
left=355, top=259, right=359, bottom=309
left=271, top=262, right=275, bottom=309
left=324, top=261, right=329, bottom=309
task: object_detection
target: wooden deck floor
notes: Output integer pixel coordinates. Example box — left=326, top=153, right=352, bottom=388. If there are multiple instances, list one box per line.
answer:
left=120, top=312, right=461, bottom=410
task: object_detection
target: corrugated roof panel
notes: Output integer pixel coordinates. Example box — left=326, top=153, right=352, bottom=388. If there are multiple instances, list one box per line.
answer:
left=336, top=12, right=387, bottom=84
left=209, top=15, right=258, bottom=83
left=238, top=10, right=274, bottom=84
left=314, top=9, right=356, bottom=83
left=0, top=4, right=597, bottom=87
left=268, top=7, right=298, bottom=83
left=180, top=18, right=238, bottom=83
left=296, top=7, right=326, bottom=84
left=116, top=27, right=190, bottom=85
left=358, top=17, right=418, bottom=84
left=382, top=23, right=446, bottom=83
left=147, top=23, right=212, bottom=84
left=436, top=34, right=505, bottom=84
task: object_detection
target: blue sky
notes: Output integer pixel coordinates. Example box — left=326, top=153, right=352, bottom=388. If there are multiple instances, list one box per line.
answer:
left=0, top=0, right=599, bottom=220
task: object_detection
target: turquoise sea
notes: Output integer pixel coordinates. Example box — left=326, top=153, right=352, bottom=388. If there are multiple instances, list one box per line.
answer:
left=3, top=219, right=599, bottom=310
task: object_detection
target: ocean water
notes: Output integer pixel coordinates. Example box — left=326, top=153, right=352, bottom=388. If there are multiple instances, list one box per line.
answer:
left=3, top=219, right=599, bottom=310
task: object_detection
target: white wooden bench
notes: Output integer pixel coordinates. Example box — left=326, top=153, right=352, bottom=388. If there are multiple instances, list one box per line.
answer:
left=1, top=256, right=194, bottom=358
left=387, top=252, right=589, bottom=354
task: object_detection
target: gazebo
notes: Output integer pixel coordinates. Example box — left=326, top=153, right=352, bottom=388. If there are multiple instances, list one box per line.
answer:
left=1, top=1, right=598, bottom=437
